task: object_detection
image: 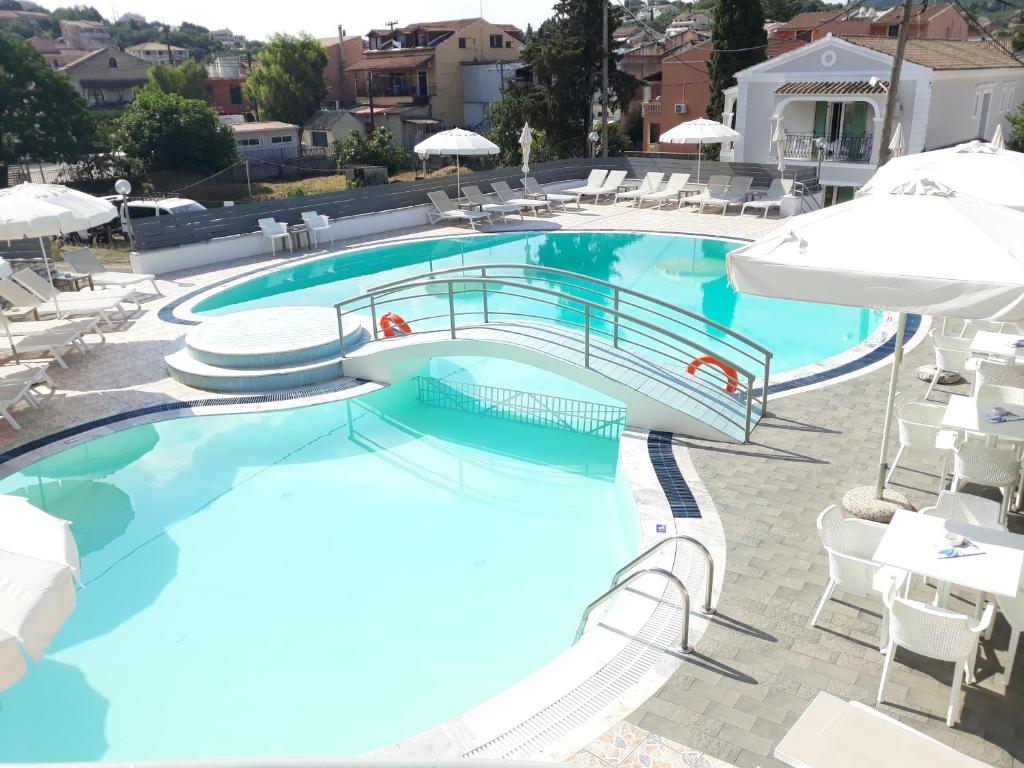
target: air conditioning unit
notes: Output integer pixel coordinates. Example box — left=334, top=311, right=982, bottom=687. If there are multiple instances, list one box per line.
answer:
left=674, top=103, right=688, bottom=114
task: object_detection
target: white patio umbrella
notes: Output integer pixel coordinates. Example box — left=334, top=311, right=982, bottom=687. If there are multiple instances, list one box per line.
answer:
left=888, top=122, right=906, bottom=158
left=0, top=184, right=117, bottom=319
left=772, top=118, right=787, bottom=175
left=519, top=122, right=533, bottom=181
left=727, top=177, right=1024, bottom=500
left=859, top=139, right=1024, bottom=211
left=0, top=494, right=80, bottom=691
left=990, top=123, right=1006, bottom=150
left=414, top=128, right=499, bottom=198
left=658, top=118, right=741, bottom=183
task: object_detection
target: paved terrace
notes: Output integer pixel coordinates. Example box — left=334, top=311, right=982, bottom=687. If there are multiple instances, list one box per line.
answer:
left=0, top=202, right=1021, bottom=767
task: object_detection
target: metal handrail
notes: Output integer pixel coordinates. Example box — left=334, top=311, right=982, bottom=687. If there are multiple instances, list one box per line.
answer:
left=573, top=567, right=692, bottom=654
left=611, top=536, right=715, bottom=615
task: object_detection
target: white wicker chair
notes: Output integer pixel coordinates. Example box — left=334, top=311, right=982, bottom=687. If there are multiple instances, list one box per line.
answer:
left=995, top=588, right=1024, bottom=688
left=973, top=359, right=1024, bottom=394
left=925, top=329, right=973, bottom=400
left=947, top=436, right=1021, bottom=522
left=921, top=490, right=1004, bottom=530
left=813, top=506, right=907, bottom=650
left=887, top=401, right=952, bottom=485
left=878, top=592, right=994, bottom=726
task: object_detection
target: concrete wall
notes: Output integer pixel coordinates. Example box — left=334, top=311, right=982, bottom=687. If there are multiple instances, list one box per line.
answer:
left=462, top=61, right=524, bottom=128
left=927, top=70, right=1024, bottom=146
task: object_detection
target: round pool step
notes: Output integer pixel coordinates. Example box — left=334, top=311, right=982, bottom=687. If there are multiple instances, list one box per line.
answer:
left=186, top=306, right=363, bottom=369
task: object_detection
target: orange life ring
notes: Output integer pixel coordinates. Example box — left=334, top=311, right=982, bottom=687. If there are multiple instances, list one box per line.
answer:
left=686, top=355, right=739, bottom=394
left=379, top=311, right=412, bottom=338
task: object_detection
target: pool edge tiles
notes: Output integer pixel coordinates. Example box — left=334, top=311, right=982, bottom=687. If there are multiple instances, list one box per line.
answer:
left=0, top=385, right=724, bottom=765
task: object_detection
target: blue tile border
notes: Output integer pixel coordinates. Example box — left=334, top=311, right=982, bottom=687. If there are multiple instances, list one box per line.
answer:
left=647, top=430, right=702, bottom=519
left=0, top=379, right=367, bottom=467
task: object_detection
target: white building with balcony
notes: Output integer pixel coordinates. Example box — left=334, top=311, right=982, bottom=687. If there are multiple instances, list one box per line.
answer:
left=722, top=35, right=1024, bottom=199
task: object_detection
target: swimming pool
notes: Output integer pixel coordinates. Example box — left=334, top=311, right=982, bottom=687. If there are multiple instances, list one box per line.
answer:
left=0, top=378, right=638, bottom=761
left=190, top=232, right=882, bottom=375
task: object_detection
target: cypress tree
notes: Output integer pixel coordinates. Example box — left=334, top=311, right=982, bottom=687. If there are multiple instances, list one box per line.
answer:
left=707, top=0, right=767, bottom=124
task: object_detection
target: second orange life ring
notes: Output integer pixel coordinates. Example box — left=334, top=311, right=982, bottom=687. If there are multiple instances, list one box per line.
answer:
left=686, top=355, right=739, bottom=393
left=380, top=311, right=412, bottom=338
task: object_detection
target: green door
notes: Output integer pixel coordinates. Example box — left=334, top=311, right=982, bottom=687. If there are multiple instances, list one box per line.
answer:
left=843, top=103, right=868, bottom=160
left=812, top=102, right=827, bottom=159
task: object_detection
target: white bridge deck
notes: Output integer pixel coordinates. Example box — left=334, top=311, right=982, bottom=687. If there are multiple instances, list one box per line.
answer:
left=341, top=320, right=760, bottom=443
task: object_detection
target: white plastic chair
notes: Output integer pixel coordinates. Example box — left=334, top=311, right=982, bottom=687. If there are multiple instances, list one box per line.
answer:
left=813, top=506, right=907, bottom=650
left=877, top=591, right=993, bottom=726
left=973, top=359, right=1024, bottom=394
left=925, top=329, right=972, bottom=399
left=920, top=490, right=1004, bottom=530
left=995, top=588, right=1023, bottom=688
left=887, top=400, right=952, bottom=485
left=300, top=211, right=333, bottom=247
left=946, top=434, right=1021, bottom=521
left=258, top=218, right=292, bottom=256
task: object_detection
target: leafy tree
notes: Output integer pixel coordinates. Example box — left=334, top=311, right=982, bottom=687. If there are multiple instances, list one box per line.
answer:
left=332, top=127, right=411, bottom=174
left=649, top=9, right=678, bottom=32
left=621, top=107, right=643, bottom=147
left=245, top=34, right=327, bottom=125
left=1008, top=103, right=1024, bottom=152
left=1013, top=27, right=1024, bottom=51
left=0, top=33, right=92, bottom=174
left=591, top=119, right=632, bottom=156
left=51, top=5, right=104, bottom=22
left=761, top=0, right=800, bottom=22
left=492, top=0, right=639, bottom=159
left=107, top=89, right=237, bottom=173
left=486, top=81, right=554, bottom=165
left=146, top=59, right=208, bottom=100
left=707, top=0, right=766, bottom=128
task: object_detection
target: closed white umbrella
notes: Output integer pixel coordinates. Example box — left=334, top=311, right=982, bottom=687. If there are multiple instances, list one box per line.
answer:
left=0, top=184, right=117, bottom=320
left=0, top=494, right=80, bottom=691
left=859, top=139, right=1024, bottom=211
left=772, top=118, right=787, bottom=176
left=727, top=177, right=1024, bottom=500
left=658, top=117, right=741, bottom=184
left=990, top=123, right=1006, bottom=150
left=414, top=128, right=500, bottom=198
left=519, top=122, right=533, bottom=181
left=888, top=122, right=906, bottom=158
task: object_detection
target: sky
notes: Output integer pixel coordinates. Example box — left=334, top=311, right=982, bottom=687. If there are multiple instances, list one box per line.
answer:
left=38, top=0, right=560, bottom=41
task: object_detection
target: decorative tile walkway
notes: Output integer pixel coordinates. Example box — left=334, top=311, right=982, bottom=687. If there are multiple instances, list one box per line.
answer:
left=568, top=720, right=730, bottom=768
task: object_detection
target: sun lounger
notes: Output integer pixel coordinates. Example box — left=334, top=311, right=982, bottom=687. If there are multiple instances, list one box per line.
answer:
left=636, top=173, right=692, bottom=209
left=0, top=363, right=55, bottom=398
left=697, top=176, right=754, bottom=213
left=740, top=178, right=794, bottom=217
left=491, top=182, right=552, bottom=215
left=0, top=321, right=88, bottom=368
left=461, top=185, right=524, bottom=222
left=0, top=277, right=130, bottom=329
left=523, top=177, right=577, bottom=210
left=563, top=169, right=608, bottom=199
left=567, top=169, right=628, bottom=204
left=679, top=180, right=730, bottom=210
left=61, top=247, right=161, bottom=296
left=0, top=379, right=40, bottom=431
left=426, top=191, right=493, bottom=230
left=614, top=172, right=665, bottom=205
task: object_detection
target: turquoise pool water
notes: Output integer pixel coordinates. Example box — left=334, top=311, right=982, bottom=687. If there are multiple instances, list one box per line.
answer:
left=0, top=378, right=637, bottom=761
left=193, top=232, right=882, bottom=374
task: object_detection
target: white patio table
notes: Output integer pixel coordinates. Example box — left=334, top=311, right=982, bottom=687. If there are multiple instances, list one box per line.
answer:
left=942, top=394, right=1024, bottom=443
left=872, top=510, right=1023, bottom=599
left=775, top=692, right=991, bottom=768
left=969, top=330, right=1024, bottom=362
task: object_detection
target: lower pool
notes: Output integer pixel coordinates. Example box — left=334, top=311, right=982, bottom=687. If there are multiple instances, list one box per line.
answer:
left=191, top=232, right=882, bottom=375
left=0, top=378, right=638, bottom=761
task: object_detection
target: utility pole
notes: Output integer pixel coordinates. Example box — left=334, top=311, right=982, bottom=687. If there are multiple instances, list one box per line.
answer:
left=601, top=0, right=609, bottom=158
left=877, top=0, right=914, bottom=166
left=367, top=69, right=376, bottom=131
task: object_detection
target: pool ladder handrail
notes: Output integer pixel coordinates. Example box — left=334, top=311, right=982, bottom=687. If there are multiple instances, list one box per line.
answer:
left=611, top=535, right=715, bottom=615
left=573, top=568, right=692, bottom=654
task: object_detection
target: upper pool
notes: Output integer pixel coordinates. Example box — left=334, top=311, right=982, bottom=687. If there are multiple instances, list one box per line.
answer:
left=192, top=232, right=881, bottom=374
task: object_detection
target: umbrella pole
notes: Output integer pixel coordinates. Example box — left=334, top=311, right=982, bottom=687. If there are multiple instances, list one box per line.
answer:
left=39, top=236, right=61, bottom=319
left=456, top=151, right=461, bottom=199
left=1, top=315, right=18, bottom=364
left=697, top=139, right=702, bottom=184
left=875, top=311, right=907, bottom=497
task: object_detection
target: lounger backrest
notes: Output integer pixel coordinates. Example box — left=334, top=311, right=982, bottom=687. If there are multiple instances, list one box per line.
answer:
left=523, top=177, right=543, bottom=194
left=584, top=169, right=608, bottom=188
left=491, top=181, right=514, bottom=201
left=640, top=172, right=664, bottom=192
left=706, top=174, right=731, bottom=188
left=13, top=269, right=57, bottom=301
left=726, top=176, right=753, bottom=195
left=0, top=278, right=41, bottom=310
left=461, top=185, right=486, bottom=201
left=705, top=182, right=729, bottom=197
left=665, top=173, right=691, bottom=191
left=62, top=247, right=104, bottom=275
left=762, top=179, right=789, bottom=199
left=428, top=191, right=456, bottom=212
left=603, top=170, right=627, bottom=189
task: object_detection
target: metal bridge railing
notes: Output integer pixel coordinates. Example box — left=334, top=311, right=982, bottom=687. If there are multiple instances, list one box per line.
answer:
left=335, top=265, right=772, bottom=441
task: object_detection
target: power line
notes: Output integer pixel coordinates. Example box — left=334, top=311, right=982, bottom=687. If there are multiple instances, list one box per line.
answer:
left=950, top=0, right=1017, bottom=57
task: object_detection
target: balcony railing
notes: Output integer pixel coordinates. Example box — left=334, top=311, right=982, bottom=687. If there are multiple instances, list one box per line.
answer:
left=641, top=101, right=662, bottom=118
left=355, top=83, right=435, bottom=100
left=781, top=132, right=874, bottom=163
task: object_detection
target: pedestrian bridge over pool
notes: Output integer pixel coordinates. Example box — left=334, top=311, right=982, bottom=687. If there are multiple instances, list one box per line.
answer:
left=337, top=265, right=771, bottom=443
